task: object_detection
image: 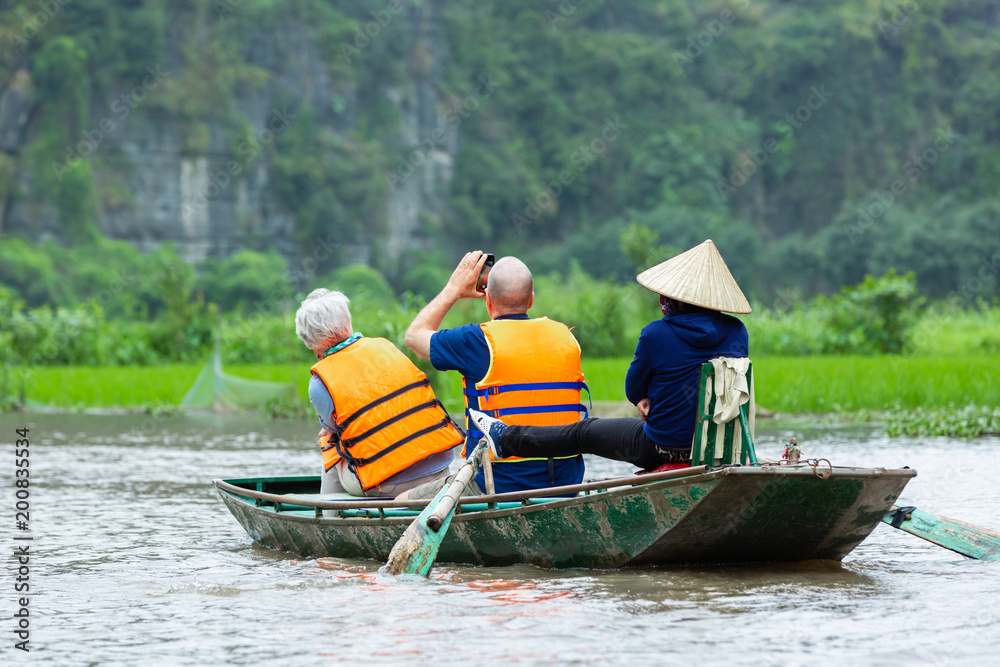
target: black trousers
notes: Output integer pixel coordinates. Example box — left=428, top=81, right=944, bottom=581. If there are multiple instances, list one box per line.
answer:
left=500, top=418, right=690, bottom=471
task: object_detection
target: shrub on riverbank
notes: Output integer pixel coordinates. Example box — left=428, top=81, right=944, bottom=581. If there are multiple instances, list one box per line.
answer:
left=746, top=271, right=930, bottom=355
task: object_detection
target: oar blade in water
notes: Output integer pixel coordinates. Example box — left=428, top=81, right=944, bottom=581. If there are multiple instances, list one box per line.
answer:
left=383, top=443, right=486, bottom=576
left=382, top=484, right=458, bottom=576
left=882, top=504, right=1000, bottom=561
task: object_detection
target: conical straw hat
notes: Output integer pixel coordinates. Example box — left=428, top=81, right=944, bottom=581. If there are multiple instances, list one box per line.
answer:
left=636, top=239, right=751, bottom=314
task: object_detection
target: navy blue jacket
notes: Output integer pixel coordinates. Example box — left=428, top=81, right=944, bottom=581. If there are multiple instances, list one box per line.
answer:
left=625, top=311, right=749, bottom=448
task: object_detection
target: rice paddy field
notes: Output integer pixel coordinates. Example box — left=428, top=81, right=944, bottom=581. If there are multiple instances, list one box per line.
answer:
left=13, top=354, right=1000, bottom=417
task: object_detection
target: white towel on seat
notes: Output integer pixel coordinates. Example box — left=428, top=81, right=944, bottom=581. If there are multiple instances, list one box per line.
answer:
left=710, top=357, right=750, bottom=424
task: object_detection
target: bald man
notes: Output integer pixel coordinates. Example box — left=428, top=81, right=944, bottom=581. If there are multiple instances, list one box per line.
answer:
left=404, top=251, right=587, bottom=498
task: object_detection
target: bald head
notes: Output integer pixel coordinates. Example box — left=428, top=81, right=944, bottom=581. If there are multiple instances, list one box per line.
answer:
left=486, top=256, right=534, bottom=314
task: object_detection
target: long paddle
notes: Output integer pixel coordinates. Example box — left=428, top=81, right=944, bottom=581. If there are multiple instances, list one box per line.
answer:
left=882, top=504, right=1000, bottom=560
left=383, top=442, right=488, bottom=576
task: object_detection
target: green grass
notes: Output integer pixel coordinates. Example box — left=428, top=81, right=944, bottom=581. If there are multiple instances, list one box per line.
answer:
left=11, top=354, right=1000, bottom=415
left=14, top=362, right=462, bottom=413
left=754, top=355, right=1000, bottom=413
left=910, top=308, right=1000, bottom=356
left=13, top=364, right=305, bottom=409
left=17, top=365, right=203, bottom=408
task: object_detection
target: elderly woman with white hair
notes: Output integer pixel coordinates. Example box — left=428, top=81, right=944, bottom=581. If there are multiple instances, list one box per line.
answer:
left=295, top=288, right=462, bottom=497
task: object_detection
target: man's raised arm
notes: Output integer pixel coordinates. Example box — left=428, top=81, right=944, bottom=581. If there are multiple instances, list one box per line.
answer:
left=405, top=251, right=488, bottom=359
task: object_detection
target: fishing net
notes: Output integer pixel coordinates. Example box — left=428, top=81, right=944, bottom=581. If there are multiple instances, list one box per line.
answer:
left=181, top=350, right=295, bottom=412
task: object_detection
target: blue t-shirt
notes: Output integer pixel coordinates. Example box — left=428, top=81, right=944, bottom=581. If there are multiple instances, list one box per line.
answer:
left=308, top=343, right=452, bottom=486
left=429, top=314, right=586, bottom=493
left=625, top=311, right=749, bottom=448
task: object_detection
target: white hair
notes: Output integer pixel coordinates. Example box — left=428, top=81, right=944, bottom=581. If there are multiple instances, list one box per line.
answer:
left=295, top=289, right=353, bottom=354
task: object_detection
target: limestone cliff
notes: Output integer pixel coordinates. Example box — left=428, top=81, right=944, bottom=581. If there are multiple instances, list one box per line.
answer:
left=0, top=0, right=453, bottom=272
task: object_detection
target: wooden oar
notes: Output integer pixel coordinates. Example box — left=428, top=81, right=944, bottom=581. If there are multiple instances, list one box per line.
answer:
left=383, top=442, right=487, bottom=576
left=881, top=504, right=1000, bottom=560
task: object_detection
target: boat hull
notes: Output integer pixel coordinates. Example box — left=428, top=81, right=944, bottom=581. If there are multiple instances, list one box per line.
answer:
left=216, top=466, right=915, bottom=568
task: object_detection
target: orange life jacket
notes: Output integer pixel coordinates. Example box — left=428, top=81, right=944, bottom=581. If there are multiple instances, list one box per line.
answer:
left=462, top=317, right=589, bottom=462
left=312, top=337, right=464, bottom=491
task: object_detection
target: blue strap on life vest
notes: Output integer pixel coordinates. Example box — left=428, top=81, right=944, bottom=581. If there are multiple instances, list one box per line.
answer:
left=463, top=385, right=485, bottom=398
left=489, top=403, right=589, bottom=419
left=463, top=380, right=588, bottom=398
left=463, top=403, right=589, bottom=442
left=462, top=381, right=590, bottom=442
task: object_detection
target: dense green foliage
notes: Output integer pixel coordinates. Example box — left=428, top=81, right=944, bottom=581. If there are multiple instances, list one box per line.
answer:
left=749, top=270, right=928, bottom=355
left=0, top=237, right=995, bottom=374
left=3, top=236, right=983, bottom=372
left=2, top=0, right=999, bottom=421
left=0, top=239, right=216, bottom=365
left=1, top=1, right=999, bottom=300
left=442, top=0, right=1000, bottom=300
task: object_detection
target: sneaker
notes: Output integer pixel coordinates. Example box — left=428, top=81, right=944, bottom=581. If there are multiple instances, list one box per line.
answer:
left=468, top=409, right=509, bottom=459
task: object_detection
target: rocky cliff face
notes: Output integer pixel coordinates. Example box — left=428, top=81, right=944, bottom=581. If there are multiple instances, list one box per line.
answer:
left=0, top=0, right=453, bottom=269
left=384, top=0, right=453, bottom=263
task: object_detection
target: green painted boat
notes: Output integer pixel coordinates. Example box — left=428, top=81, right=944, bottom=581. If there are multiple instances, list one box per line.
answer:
left=214, top=462, right=916, bottom=568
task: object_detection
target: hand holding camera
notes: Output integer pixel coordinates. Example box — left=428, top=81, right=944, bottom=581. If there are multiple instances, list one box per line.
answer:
left=446, top=251, right=494, bottom=300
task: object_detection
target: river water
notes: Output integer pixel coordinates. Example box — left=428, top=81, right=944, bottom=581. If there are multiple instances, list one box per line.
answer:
left=4, top=413, right=999, bottom=666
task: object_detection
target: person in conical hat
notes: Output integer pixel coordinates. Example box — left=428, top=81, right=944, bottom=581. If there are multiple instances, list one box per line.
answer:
left=635, top=238, right=752, bottom=316
left=467, top=240, right=750, bottom=472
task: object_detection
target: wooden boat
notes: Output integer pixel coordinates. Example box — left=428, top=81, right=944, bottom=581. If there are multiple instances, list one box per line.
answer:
left=214, top=462, right=916, bottom=568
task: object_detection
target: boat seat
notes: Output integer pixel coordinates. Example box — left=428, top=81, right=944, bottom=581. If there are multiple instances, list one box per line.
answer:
left=291, top=493, right=394, bottom=501
left=690, top=358, right=758, bottom=467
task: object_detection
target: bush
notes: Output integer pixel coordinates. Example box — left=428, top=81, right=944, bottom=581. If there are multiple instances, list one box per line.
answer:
left=222, top=277, right=420, bottom=366
left=2, top=299, right=109, bottom=366
left=106, top=321, right=161, bottom=366
left=534, top=263, right=639, bottom=358
left=0, top=235, right=183, bottom=319
left=746, top=304, right=829, bottom=356
left=749, top=271, right=925, bottom=355
left=313, top=264, right=397, bottom=302
left=822, top=270, right=924, bottom=354
left=0, top=238, right=65, bottom=307
left=398, top=250, right=453, bottom=302
left=620, top=223, right=681, bottom=274
left=222, top=313, right=312, bottom=365
left=197, top=249, right=292, bottom=311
